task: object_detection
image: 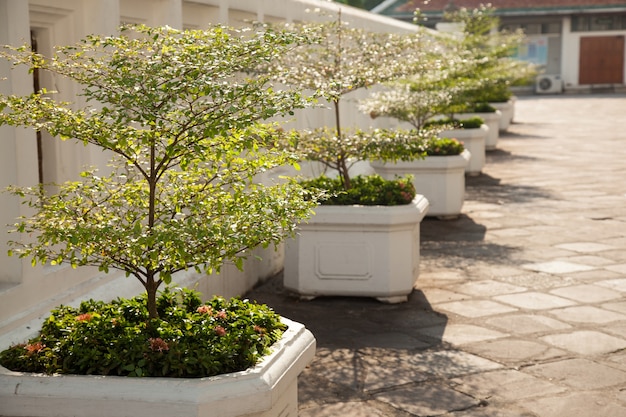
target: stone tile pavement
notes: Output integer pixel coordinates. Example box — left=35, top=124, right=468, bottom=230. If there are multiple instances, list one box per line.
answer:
left=246, top=94, right=626, bottom=416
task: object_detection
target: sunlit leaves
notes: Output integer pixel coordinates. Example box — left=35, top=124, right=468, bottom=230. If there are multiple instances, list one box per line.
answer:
left=1, top=25, right=320, bottom=318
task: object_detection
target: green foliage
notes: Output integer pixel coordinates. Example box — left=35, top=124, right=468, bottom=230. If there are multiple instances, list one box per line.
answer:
left=361, top=76, right=454, bottom=131
left=423, top=137, right=464, bottom=156
left=466, top=102, right=497, bottom=113
left=472, top=82, right=512, bottom=103
left=425, top=117, right=484, bottom=130
left=266, top=12, right=429, bottom=190
left=300, top=174, right=416, bottom=206
left=0, top=288, right=286, bottom=378
left=0, top=25, right=321, bottom=319
left=432, top=5, right=536, bottom=115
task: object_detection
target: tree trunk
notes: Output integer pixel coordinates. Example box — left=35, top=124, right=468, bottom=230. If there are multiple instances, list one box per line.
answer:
left=145, top=274, right=160, bottom=320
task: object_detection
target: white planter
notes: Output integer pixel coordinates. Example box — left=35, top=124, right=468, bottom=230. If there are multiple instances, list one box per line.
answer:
left=371, top=149, right=470, bottom=218
left=455, top=111, right=502, bottom=150
left=284, top=196, right=429, bottom=303
left=439, top=125, right=488, bottom=176
left=489, top=100, right=514, bottom=131
left=0, top=317, right=315, bottom=417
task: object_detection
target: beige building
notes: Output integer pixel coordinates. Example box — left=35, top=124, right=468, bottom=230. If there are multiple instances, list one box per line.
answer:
left=374, top=0, right=626, bottom=93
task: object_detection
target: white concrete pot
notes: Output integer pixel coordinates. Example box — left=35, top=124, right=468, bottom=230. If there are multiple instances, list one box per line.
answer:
left=489, top=100, right=514, bottom=131
left=439, top=125, right=488, bottom=176
left=455, top=111, right=502, bottom=150
left=284, top=196, right=429, bottom=303
left=0, top=317, right=315, bottom=417
left=370, top=149, right=470, bottom=218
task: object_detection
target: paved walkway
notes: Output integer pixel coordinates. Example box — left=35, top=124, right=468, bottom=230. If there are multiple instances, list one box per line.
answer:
left=246, top=94, right=626, bottom=417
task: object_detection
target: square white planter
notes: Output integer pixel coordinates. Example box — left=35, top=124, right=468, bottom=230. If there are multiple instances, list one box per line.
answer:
left=490, top=100, right=514, bottom=131
left=371, top=150, right=470, bottom=218
left=439, top=125, right=488, bottom=176
left=455, top=111, right=501, bottom=150
left=284, top=196, right=429, bottom=303
left=0, top=317, right=315, bottom=417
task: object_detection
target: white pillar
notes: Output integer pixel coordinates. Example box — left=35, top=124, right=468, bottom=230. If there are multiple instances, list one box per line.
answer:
left=0, top=0, right=38, bottom=285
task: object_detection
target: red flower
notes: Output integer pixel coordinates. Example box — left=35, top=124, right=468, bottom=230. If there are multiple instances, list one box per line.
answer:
left=215, top=310, right=227, bottom=320
left=196, top=305, right=212, bottom=314
left=24, top=342, right=45, bottom=356
left=214, top=326, right=226, bottom=337
left=76, top=313, right=93, bottom=322
left=148, top=337, right=169, bottom=352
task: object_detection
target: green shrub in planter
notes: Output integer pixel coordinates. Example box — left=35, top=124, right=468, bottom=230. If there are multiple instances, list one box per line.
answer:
left=300, top=174, right=416, bottom=206
left=423, top=137, right=465, bottom=156
left=425, top=117, right=484, bottom=130
left=466, top=102, right=497, bottom=113
left=0, top=288, right=285, bottom=378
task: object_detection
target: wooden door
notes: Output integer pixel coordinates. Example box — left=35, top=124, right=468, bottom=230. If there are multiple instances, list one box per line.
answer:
left=579, top=36, right=624, bottom=85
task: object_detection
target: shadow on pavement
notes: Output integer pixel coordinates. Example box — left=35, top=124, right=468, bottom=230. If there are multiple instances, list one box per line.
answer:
left=466, top=173, right=554, bottom=205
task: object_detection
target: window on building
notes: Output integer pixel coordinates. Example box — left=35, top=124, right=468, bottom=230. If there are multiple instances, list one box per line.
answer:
left=572, top=14, right=626, bottom=32
left=501, top=22, right=561, bottom=35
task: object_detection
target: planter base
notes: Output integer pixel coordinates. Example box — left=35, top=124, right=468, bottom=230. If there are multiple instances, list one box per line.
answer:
left=439, top=125, right=487, bottom=176
left=456, top=111, right=501, bottom=150
left=284, top=196, right=429, bottom=302
left=0, top=318, right=315, bottom=417
left=371, top=150, right=470, bottom=217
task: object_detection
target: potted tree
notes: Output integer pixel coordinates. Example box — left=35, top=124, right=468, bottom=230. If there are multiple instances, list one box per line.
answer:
left=427, top=116, right=488, bottom=175
left=359, top=74, right=470, bottom=217
left=267, top=13, right=430, bottom=303
left=442, top=5, right=535, bottom=138
left=0, top=24, right=318, bottom=417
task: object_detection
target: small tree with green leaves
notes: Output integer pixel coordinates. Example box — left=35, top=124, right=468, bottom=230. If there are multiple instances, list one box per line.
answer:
left=0, top=25, right=319, bottom=320
left=442, top=4, right=536, bottom=108
left=267, top=11, right=431, bottom=190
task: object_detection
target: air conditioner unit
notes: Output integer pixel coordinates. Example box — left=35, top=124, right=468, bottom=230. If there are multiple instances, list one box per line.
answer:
left=536, top=75, right=563, bottom=94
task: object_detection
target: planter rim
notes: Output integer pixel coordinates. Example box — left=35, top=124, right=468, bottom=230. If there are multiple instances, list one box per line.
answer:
left=439, top=124, right=489, bottom=138
left=305, top=195, right=429, bottom=226
left=370, top=149, right=470, bottom=171
left=455, top=110, right=502, bottom=120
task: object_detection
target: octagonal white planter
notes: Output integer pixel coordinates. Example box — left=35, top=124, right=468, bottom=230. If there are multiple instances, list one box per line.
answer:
left=284, top=196, right=429, bottom=303
left=489, top=100, right=514, bottom=131
left=455, top=111, right=501, bottom=150
left=371, top=149, right=470, bottom=218
left=439, top=125, right=488, bottom=176
left=0, top=317, right=315, bottom=417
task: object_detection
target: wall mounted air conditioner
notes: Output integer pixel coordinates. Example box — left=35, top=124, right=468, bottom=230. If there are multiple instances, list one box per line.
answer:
left=536, top=75, right=563, bottom=94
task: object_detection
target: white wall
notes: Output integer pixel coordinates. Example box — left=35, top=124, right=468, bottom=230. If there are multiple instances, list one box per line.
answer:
left=0, top=0, right=420, bottom=336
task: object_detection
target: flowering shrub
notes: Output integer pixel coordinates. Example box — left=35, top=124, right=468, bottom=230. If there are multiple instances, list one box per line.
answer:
left=0, top=288, right=286, bottom=378
left=300, top=174, right=416, bottom=206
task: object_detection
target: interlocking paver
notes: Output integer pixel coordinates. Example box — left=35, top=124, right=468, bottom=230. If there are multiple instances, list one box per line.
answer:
left=540, top=330, right=626, bottom=355
left=493, top=292, right=577, bottom=310
left=523, top=392, right=626, bottom=417
left=451, top=369, right=566, bottom=400
left=549, top=284, right=622, bottom=302
left=464, top=338, right=566, bottom=364
left=247, top=95, right=626, bottom=416
left=526, top=358, right=626, bottom=389
left=437, top=300, right=518, bottom=317
left=548, top=306, right=626, bottom=324
left=484, top=314, right=572, bottom=334
left=418, top=324, right=507, bottom=346
left=374, top=383, right=479, bottom=416
left=555, top=242, right=617, bottom=252
left=522, top=260, right=595, bottom=274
